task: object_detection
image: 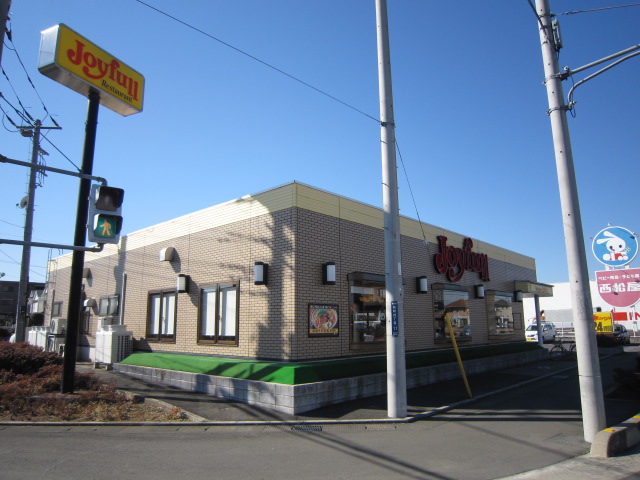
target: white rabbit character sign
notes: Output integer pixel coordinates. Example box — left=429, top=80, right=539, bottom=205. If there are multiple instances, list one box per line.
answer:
left=592, top=226, right=638, bottom=268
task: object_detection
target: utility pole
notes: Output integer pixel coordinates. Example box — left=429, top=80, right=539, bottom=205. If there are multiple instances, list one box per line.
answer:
left=375, top=0, right=407, bottom=418
left=0, top=0, right=10, bottom=66
left=534, top=0, right=605, bottom=443
left=14, top=120, right=41, bottom=343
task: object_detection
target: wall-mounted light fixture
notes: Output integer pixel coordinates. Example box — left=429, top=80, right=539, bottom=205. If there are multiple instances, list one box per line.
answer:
left=515, top=290, right=523, bottom=302
left=476, top=285, right=485, bottom=299
left=83, top=298, right=96, bottom=309
left=416, top=276, right=428, bottom=294
left=254, top=262, right=268, bottom=285
left=82, top=267, right=91, bottom=279
left=323, top=262, right=336, bottom=285
left=160, top=247, right=175, bottom=262
left=177, top=274, right=190, bottom=293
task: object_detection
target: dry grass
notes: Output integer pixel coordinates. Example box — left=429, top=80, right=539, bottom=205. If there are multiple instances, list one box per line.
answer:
left=0, top=343, right=186, bottom=423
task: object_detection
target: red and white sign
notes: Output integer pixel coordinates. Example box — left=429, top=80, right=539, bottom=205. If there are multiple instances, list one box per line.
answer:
left=595, top=268, right=640, bottom=308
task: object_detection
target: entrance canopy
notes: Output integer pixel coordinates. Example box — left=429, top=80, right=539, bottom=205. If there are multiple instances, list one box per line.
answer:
left=514, top=281, right=554, bottom=298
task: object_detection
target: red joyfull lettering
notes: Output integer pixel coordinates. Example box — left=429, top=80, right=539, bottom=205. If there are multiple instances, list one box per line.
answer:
left=434, top=236, right=490, bottom=282
left=67, top=40, right=140, bottom=101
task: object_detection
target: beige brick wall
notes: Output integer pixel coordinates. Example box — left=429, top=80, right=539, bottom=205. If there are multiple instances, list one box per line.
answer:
left=48, top=204, right=536, bottom=361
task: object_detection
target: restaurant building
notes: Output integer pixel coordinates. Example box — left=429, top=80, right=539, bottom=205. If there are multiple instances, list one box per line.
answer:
left=44, top=182, right=546, bottom=362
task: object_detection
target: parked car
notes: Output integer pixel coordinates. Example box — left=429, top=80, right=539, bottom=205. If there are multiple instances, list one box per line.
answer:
left=525, top=323, right=556, bottom=343
left=596, top=324, right=631, bottom=347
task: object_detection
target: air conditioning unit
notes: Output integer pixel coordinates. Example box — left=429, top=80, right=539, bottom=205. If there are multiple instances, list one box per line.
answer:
left=96, top=325, right=133, bottom=364
left=98, top=316, right=115, bottom=330
left=50, top=318, right=67, bottom=335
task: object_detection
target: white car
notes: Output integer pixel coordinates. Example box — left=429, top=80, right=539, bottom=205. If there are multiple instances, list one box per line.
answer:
left=525, top=323, right=556, bottom=343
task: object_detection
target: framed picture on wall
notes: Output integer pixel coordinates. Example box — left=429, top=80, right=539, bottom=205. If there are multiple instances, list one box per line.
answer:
left=308, top=304, right=339, bottom=337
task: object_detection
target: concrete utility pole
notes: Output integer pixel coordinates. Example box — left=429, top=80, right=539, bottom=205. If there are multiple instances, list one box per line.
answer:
left=534, top=0, right=605, bottom=443
left=0, top=0, right=10, bottom=66
left=14, top=120, right=41, bottom=343
left=375, top=0, right=407, bottom=418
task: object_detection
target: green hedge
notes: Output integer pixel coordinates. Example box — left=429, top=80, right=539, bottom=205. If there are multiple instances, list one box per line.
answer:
left=120, top=342, right=541, bottom=385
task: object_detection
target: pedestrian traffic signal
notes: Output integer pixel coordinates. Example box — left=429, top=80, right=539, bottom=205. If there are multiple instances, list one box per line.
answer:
left=87, top=184, right=124, bottom=244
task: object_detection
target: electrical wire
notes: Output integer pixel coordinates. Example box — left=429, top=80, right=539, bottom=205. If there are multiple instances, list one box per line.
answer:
left=133, top=0, right=380, bottom=124
left=5, top=21, right=59, bottom=127
left=0, top=218, right=23, bottom=229
left=0, top=249, right=47, bottom=278
left=0, top=90, right=32, bottom=126
left=526, top=0, right=550, bottom=44
left=0, top=101, right=20, bottom=131
left=559, top=3, right=640, bottom=15
left=39, top=134, right=81, bottom=172
left=395, top=139, right=430, bottom=253
left=0, top=66, right=34, bottom=124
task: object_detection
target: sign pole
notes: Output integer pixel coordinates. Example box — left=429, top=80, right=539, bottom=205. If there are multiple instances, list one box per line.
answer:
left=61, top=90, right=100, bottom=394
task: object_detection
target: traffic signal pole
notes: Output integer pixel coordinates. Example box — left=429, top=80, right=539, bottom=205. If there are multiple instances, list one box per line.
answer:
left=534, top=0, right=605, bottom=443
left=61, top=90, right=100, bottom=393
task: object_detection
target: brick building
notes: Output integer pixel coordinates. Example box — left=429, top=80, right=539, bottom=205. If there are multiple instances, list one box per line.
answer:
left=45, top=182, right=545, bottom=362
left=0, top=280, right=46, bottom=331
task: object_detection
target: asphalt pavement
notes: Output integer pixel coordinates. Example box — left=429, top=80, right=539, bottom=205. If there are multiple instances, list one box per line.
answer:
left=3, top=346, right=639, bottom=479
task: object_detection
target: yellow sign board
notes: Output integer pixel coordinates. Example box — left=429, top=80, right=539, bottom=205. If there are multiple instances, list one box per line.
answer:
left=593, top=312, right=613, bottom=333
left=38, top=24, right=144, bottom=116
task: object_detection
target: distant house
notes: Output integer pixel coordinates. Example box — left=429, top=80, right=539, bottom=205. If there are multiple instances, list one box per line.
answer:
left=0, top=281, right=46, bottom=329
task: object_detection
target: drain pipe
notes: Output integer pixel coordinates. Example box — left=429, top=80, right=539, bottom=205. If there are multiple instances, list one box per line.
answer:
left=119, top=272, right=127, bottom=325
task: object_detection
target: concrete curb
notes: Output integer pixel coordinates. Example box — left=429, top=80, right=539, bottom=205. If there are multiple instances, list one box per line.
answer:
left=591, top=413, right=640, bottom=457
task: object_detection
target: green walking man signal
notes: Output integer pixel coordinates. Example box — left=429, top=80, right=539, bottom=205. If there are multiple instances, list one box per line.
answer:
left=87, top=184, right=124, bottom=244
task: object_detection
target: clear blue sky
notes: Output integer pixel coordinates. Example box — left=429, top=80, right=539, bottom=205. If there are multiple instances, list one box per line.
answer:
left=1, top=0, right=639, bottom=285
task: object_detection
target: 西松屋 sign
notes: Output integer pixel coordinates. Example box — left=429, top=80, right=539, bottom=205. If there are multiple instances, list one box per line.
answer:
left=595, top=268, right=640, bottom=308
left=38, top=24, right=144, bottom=116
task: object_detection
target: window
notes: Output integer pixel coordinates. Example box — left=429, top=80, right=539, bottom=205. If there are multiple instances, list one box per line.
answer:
left=489, top=294, right=514, bottom=337
left=198, top=283, right=239, bottom=344
left=147, top=290, right=177, bottom=342
left=434, top=289, right=471, bottom=344
left=98, top=295, right=119, bottom=316
left=1, top=285, right=14, bottom=292
left=349, top=274, right=386, bottom=347
left=51, top=302, right=63, bottom=317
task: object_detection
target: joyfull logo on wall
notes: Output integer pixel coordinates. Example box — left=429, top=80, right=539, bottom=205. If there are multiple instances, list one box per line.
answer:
left=434, top=236, right=490, bottom=282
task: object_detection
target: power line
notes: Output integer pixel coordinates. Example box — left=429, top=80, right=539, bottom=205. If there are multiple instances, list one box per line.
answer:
left=0, top=218, right=23, bottom=229
left=4, top=20, right=59, bottom=127
left=0, top=83, right=33, bottom=126
left=559, top=3, right=640, bottom=15
left=133, top=0, right=380, bottom=124
left=0, top=248, right=46, bottom=278
left=39, top=133, right=81, bottom=172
